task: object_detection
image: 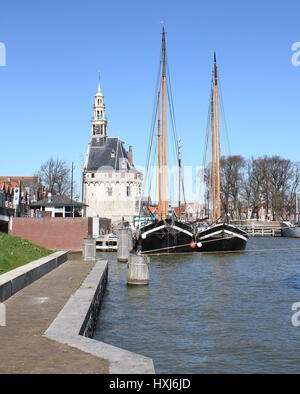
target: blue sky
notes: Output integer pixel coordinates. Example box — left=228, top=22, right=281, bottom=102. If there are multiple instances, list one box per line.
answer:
left=0, top=0, right=300, bottom=198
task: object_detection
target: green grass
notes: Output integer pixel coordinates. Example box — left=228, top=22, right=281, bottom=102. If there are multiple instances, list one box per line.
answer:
left=0, top=233, right=51, bottom=275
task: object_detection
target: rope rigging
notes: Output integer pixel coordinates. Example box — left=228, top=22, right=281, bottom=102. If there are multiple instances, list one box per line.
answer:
left=140, top=34, right=187, bottom=218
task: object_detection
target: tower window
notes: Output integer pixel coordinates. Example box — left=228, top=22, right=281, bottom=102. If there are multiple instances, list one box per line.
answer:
left=97, top=111, right=100, bottom=119
left=98, top=99, right=100, bottom=105
left=107, top=187, right=112, bottom=197
left=121, top=159, right=126, bottom=169
left=126, top=186, right=131, bottom=197
left=111, top=149, right=115, bottom=158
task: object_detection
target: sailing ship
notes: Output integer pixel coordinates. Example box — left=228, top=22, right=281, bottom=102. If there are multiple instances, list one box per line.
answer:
left=195, top=54, right=248, bottom=252
left=281, top=194, right=300, bottom=238
left=136, top=26, right=195, bottom=255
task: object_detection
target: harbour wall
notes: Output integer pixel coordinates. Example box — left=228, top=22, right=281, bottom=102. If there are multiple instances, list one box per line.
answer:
left=45, top=260, right=155, bottom=374
left=9, top=218, right=93, bottom=250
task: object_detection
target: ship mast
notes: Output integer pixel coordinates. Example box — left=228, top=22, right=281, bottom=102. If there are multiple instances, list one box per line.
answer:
left=178, top=138, right=182, bottom=219
left=161, top=26, right=167, bottom=221
left=211, top=83, right=216, bottom=222
left=158, top=92, right=162, bottom=219
left=214, top=52, right=221, bottom=221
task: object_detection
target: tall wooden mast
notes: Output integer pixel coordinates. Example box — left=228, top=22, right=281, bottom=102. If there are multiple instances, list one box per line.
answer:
left=157, top=92, right=162, bottom=219
left=161, top=26, right=167, bottom=220
left=211, top=84, right=216, bottom=222
left=214, top=52, right=221, bottom=221
left=178, top=138, right=182, bottom=218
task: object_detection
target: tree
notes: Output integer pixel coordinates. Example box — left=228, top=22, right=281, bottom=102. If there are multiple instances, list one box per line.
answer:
left=37, top=158, right=70, bottom=196
left=220, top=155, right=246, bottom=219
left=286, top=162, right=300, bottom=219
left=268, top=156, right=293, bottom=221
left=247, top=157, right=265, bottom=220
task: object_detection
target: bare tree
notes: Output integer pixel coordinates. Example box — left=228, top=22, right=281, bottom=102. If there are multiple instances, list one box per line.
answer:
left=37, top=158, right=70, bottom=196
left=204, top=154, right=300, bottom=222
left=268, top=156, right=293, bottom=221
left=286, top=162, right=300, bottom=219
left=220, top=155, right=246, bottom=219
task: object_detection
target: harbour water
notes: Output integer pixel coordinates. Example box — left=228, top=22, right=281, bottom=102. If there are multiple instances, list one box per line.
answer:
left=94, top=238, right=300, bottom=373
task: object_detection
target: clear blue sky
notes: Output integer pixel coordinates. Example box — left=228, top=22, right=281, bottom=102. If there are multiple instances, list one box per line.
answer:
left=0, top=0, right=300, bottom=196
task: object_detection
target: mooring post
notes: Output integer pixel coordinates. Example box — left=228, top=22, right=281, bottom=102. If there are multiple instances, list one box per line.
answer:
left=82, top=236, right=96, bottom=261
left=117, top=228, right=130, bottom=262
left=127, top=254, right=150, bottom=285
left=128, top=228, right=133, bottom=252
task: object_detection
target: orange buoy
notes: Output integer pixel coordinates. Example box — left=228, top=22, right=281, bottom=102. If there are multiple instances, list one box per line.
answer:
left=190, top=242, right=196, bottom=249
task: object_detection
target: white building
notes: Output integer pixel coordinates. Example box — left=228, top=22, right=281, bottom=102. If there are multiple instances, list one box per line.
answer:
left=82, top=80, right=142, bottom=224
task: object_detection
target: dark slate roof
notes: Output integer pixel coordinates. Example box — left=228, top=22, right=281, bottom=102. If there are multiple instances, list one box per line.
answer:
left=31, top=195, right=85, bottom=208
left=86, top=137, right=136, bottom=172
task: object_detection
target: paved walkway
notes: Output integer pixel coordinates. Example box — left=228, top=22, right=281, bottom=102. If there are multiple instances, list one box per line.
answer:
left=0, top=254, right=109, bottom=373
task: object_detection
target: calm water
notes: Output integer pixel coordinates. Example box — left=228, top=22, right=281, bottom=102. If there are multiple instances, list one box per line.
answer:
left=94, top=238, right=300, bottom=373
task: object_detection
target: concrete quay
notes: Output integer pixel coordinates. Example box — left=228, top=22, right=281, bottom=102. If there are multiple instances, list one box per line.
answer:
left=0, top=253, right=155, bottom=374
left=45, top=259, right=154, bottom=374
left=0, top=255, right=109, bottom=373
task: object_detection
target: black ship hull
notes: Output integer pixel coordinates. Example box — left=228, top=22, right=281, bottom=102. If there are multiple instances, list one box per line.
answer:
left=137, top=219, right=195, bottom=255
left=196, top=222, right=248, bottom=253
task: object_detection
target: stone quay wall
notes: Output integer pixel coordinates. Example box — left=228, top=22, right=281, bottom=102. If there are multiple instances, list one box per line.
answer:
left=9, top=218, right=93, bottom=250
left=45, top=260, right=155, bottom=374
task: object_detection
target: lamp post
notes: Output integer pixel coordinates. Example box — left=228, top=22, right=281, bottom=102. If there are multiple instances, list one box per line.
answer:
left=71, top=162, right=74, bottom=218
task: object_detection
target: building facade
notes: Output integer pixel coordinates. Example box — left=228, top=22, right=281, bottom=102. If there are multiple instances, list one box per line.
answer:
left=0, top=176, right=40, bottom=216
left=31, top=194, right=85, bottom=218
left=82, top=80, right=142, bottom=224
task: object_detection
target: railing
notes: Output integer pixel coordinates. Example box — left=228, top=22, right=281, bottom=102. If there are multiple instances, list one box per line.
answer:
left=230, top=220, right=282, bottom=237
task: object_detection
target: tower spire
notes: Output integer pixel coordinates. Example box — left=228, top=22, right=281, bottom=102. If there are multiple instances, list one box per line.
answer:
left=98, top=70, right=101, bottom=92
left=91, top=73, right=108, bottom=137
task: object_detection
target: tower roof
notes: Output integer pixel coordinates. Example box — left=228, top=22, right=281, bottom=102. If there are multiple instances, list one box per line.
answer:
left=85, top=137, right=137, bottom=172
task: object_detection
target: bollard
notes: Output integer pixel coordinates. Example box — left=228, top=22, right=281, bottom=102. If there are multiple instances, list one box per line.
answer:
left=128, top=228, right=133, bottom=252
left=117, top=228, right=130, bottom=262
left=127, top=255, right=149, bottom=285
left=82, top=237, right=96, bottom=261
